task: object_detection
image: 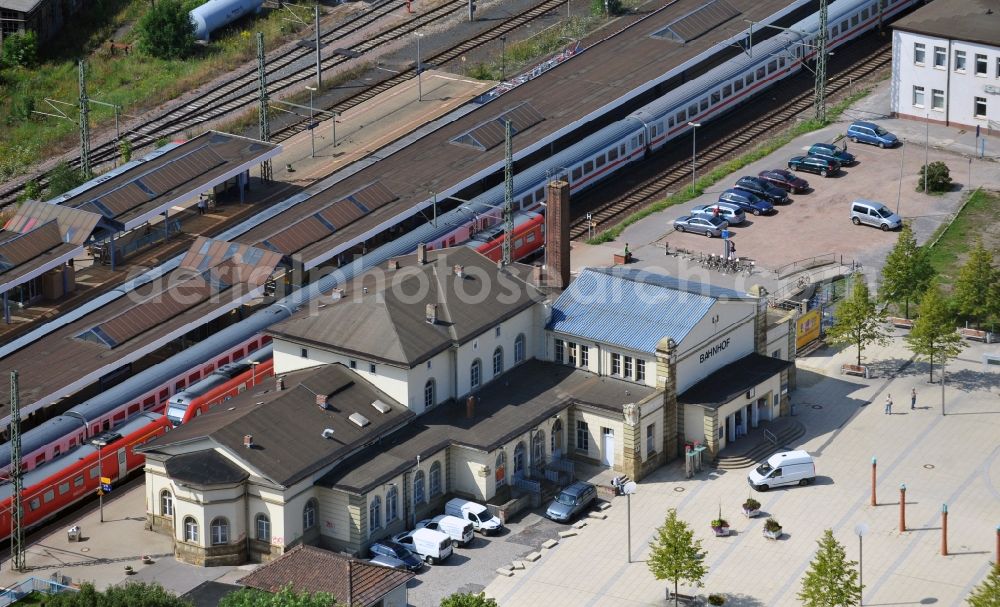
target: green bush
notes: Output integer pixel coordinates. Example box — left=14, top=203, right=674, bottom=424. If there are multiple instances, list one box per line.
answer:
left=1, top=31, right=38, bottom=68
left=137, top=0, right=196, bottom=60
left=590, top=0, right=622, bottom=15
left=19, top=179, right=42, bottom=202
left=916, top=161, right=952, bottom=193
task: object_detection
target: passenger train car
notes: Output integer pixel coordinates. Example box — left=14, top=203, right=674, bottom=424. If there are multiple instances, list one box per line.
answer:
left=0, top=413, right=171, bottom=542
left=165, top=345, right=274, bottom=425
left=428, top=0, right=918, bottom=256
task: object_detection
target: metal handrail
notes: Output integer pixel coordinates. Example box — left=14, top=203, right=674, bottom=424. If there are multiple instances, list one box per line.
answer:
left=763, top=428, right=778, bottom=445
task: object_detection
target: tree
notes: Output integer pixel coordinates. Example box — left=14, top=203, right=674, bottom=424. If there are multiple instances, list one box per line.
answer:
left=966, top=564, right=1000, bottom=607
left=45, top=582, right=191, bottom=606
left=904, top=283, right=964, bottom=383
left=825, top=274, right=891, bottom=366
left=46, top=161, right=86, bottom=198
left=648, top=508, right=707, bottom=606
left=137, top=0, right=196, bottom=60
left=440, top=592, right=500, bottom=607
left=798, top=529, right=862, bottom=607
left=916, top=161, right=952, bottom=193
left=18, top=179, right=42, bottom=202
left=590, top=0, right=622, bottom=15
left=880, top=223, right=934, bottom=318
left=1, top=31, right=38, bottom=68
left=119, top=138, right=133, bottom=164
left=219, top=585, right=340, bottom=607
left=952, top=239, right=999, bottom=329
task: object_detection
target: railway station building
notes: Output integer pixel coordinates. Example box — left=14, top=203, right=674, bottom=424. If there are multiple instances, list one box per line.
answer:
left=890, top=0, right=1000, bottom=131
left=140, top=247, right=796, bottom=564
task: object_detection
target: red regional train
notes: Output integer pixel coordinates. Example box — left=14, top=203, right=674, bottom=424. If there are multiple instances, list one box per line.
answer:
left=466, top=212, right=545, bottom=263
left=165, top=345, right=274, bottom=425
left=0, top=413, right=171, bottom=541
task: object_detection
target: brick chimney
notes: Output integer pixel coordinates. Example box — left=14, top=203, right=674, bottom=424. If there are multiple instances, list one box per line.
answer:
left=316, top=394, right=328, bottom=409
left=388, top=259, right=399, bottom=270
left=545, top=179, right=571, bottom=289
left=425, top=303, right=438, bottom=324
left=416, top=243, right=427, bottom=265
left=453, top=264, right=464, bottom=278
left=243, top=434, right=254, bottom=449
left=466, top=394, right=476, bottom=419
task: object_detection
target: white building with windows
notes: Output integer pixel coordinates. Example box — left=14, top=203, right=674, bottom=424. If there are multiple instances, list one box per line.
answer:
left=891, top=0, right=1000, bottom=131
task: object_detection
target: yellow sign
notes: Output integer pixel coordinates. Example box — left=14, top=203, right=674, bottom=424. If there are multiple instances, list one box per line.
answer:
left=796, top=309, right=821, bottom=350
left=100, top=476, right=111, bottom=485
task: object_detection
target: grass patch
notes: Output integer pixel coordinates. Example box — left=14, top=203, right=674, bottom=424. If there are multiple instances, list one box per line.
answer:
left=586, top=89, right=872, bottom=244
left=925, top=188, right=1000, bottom=287
left=0, top=0, right=317, bottom=182
left=12, top=591, right=45, bottom=606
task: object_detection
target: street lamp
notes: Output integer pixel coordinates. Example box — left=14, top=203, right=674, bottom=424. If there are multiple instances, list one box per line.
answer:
left=500, top=36, right=507, bottom=81
left=249, top=360, right=260, bottom=388
left=305, top=86, right=317, bottom=158
left=415, top=33, right=424, bottom=102
left=687, top=122, right=701, bottom=192
left=895, top=140, right=904, bottom=214
left=95, top=439, right=107, bottom=523
left=854, top=522, right=868, bottom=605
left=924, top=113, right=929, bottom=195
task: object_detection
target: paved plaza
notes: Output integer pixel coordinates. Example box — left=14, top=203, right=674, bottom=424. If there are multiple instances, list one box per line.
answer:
left=485, top=333, right=1000, bottom=606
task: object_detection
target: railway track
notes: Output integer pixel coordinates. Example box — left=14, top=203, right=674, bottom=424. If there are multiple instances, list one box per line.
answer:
left=568, top=43, right=894, bottom=241
left=0, top=0, right=564, bottom=205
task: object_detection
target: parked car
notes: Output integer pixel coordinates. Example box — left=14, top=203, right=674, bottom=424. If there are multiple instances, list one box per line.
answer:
left=392, top=528, right=454, bottom=564
left=415, top=515, right=474, bottom=547
left=757, top=169, right=809, bottom=194
left=369, top=540, right=423, bottom=571
left=734, top=176, right=790, bottom=204
left=445, top=498, right=504, bottom=535
left=747, top=450, right=816, bottom=491
left=690, top=203, right=745, bottom=225
left=788, top=155, right=840, bottom=177
left=807, top=142, right=856, bottom=166
left=718, top=188, right=774, bottom=216
left=673, top=214, right=728, bottom=237
left=847, top=120, right=898, bottom=148
left=850, top=199, right=902, bottom=231
left=545, top=481, right=598, bottom=522
left=369, top=554, right=410, bottom=570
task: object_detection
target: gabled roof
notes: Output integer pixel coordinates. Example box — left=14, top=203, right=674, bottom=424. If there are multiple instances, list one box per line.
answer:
left=164, top=450, right=249, bottom=486
left=892, top=0, right=1000, bottom=47
left=141, top=364, right=415, bottom=487
left=268, top=247, right=542, bottom=367
left=239, top=545, right=413, bottom=607
left=547, top=267, right=752, bottom=354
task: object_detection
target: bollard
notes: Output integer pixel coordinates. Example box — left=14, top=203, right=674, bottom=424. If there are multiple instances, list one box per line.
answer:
left=995, top=525, right=999, bottom=566
left=941, top=504, right=948, bottom=556
left=871, top=457, right=877, bottom=506
left=899, top=483, right=906, bottom=532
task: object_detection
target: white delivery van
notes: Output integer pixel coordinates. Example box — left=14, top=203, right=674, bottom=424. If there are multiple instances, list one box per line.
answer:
left=416, top=515, right=474, bottom=546
left=392, top=528, right=453, bottom=564
left=747, top=450, right=815, bottom=491
left=445, top=498, right=504, bottom=535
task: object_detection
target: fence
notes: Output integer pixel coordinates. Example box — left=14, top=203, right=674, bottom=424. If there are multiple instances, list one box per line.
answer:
left=544, top=458, right=575, bottom=485
left=0, top=576, right=76, bottom=607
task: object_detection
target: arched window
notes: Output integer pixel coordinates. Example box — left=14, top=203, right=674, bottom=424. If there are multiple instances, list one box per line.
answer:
left=210, top=517, right=229, bottom=545
left=470, top=359, right=482, bottom=390
left=424, top=379, right=435, bottom=409
left=369, top=496, right=382, bottom=531
left=513, top=442, right=526, bottom=478
left=551, top=418, right=563, bottom=456
left=160, top=490, right=173, bottom=517
left=303, top=498, right=318, bottom=530
left=255, top=513, right=271, bottom=542
left=184, top=517, right=199, bottom=543
left=429, top=462, right=442, bottom=497
left=414, top=470, right=426, bottom=505
left=495, top=450, right=507, bottom=488
left=514, top=334, right=526, bottom=364
left=386, top=486, right=398, bottom=523
left=533, top=430, right=546, bottom=467
left=493, top=347, right=504, bottom=376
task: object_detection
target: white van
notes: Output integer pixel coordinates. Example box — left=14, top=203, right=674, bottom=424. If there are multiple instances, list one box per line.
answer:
left=392, top=528, right=454, bottom=564
left=747, top=450, right=816, bottom=491
left=445, top=498, right=504, bottom=535
left=416, top=515, right=474, bottom=546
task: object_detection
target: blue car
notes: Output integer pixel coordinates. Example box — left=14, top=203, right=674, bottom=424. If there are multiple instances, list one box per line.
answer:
left=369, top=540, right=423, bottom=571
left=718, top=188, right=774, bottom=216
left=808, top=143, right=856, bottom=166
left=846, top=121, right=898, bottom=148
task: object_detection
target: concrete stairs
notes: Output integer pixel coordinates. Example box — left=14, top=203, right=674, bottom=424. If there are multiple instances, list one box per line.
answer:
left=712, top=418, right=806, bottom=470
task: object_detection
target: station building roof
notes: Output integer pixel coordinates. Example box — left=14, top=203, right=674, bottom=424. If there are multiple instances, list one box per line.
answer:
left=678, top=352, right=792, bottom=409
left=54, top=132, right=280, bottom=234
left=892, top=0, right=1000, bottom=47
left=0, top=236, right=280, bottom=422
left=0, top=201, right=101, bottom=294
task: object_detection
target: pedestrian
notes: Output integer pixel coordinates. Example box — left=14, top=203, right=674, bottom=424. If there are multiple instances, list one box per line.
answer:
left=884, top=394, right=893, bottom=415
left=911, top=388, right=916, bottom=410
left=713, top=205, right=720, bottom=218
left=197, top=198, right=206, bottom=215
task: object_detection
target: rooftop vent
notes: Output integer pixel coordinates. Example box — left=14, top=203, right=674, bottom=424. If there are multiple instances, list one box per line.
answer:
left=349, top=412, right=370, bottom=428
left=416, top=243, right=427, bottom=265
left=371, top=400, right=391, bottom=414
left=276, top=376, right=286, bottom=391
left=425, top=303, right=438, bottom=324
left=322, top=428, right=335, bottom=439
left=243, top=434, right=254, bottom=449
left=388, top=260, right=399, bottom=270
left=454, top=264, right=464, bottom=278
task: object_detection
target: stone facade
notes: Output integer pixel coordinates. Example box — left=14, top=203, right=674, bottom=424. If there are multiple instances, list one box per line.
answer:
left=656, top=337, right=680, bottom=459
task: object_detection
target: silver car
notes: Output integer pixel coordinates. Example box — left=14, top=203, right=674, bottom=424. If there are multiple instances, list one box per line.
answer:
left=850, top=199, right=901, bottom=231
left=691, top=203, right=746, bottom=225
left=673, top=214, right=728, bottom=237
left=545, top=481, right=597, bottom=522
